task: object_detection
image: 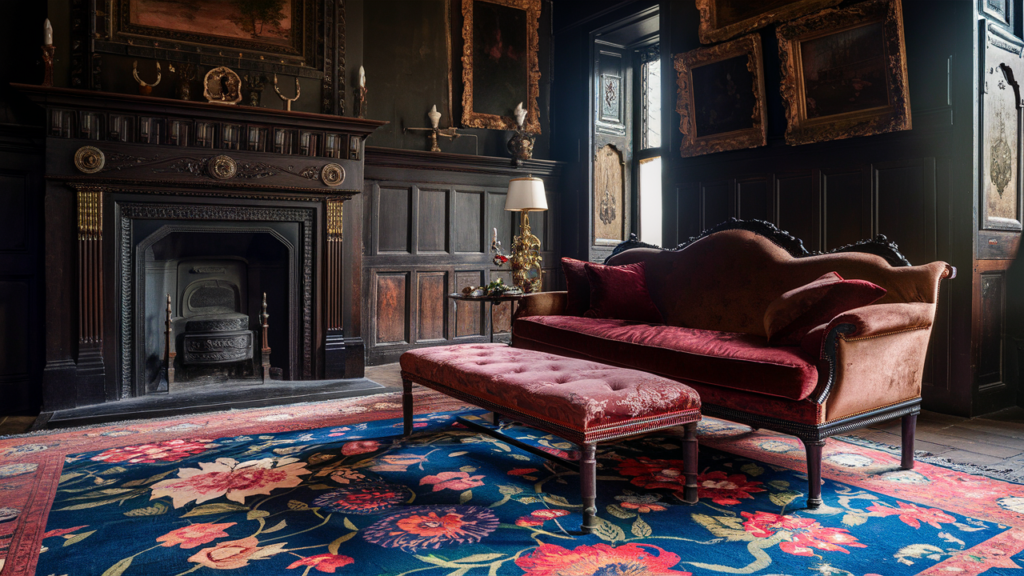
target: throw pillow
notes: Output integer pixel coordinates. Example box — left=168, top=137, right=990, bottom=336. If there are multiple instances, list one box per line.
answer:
left=561, top=257, right=591, bottom=316
left=764, top=272, right=886, bottom=346
left=583, top=261, right=664, bottom=323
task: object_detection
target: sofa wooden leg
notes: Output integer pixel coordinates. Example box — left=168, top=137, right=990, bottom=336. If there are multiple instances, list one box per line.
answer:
left=580, top=443, right=598, bottom=534
left=402, top=379, right=413, bottom=437
left=682, top=422, right=699, bottom=504
left=901, top=413, right=917, bottom=470
left=804, top=439, right=825, bottom=509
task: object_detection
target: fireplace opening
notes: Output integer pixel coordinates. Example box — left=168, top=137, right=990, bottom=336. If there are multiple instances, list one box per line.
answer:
left=136, top=221, right=299, bottom=394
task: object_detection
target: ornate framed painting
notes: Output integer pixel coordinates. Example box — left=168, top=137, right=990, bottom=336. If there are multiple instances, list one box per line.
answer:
left=674, top=34, right=766, bottom=158
left=82, top=0, right=344, bottom=113
left=696, top=0, right=842, bottom=44
left=980, top=23, right=1024, bottom=231
left=777, top=0, right=911, bottom=146
left=461, top=0, right=542, bottom=133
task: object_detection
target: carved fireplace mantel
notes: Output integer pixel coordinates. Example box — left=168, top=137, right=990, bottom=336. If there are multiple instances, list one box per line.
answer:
left=16, top=85, right=386, bottom=420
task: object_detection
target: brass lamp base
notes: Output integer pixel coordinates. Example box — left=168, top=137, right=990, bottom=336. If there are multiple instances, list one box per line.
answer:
left=510, top=210, right=542, bottom=293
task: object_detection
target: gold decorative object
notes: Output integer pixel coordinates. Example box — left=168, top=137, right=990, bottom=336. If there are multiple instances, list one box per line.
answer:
left=505, top=176, right=547, bottom=293
left=273, top=74, right=301, bottom=111
left=777, top=0, right=910, bottom=146
left=74, top=146, right=106, bottom=174
left=208, top=155, right=238, bottom=180
left=461, top=0, right=542, bottom=133
left=406, top=104, right=459, bottom=152
left=327, top=199, right=344, bottom=241
left=203, top=66, right=243, bottom=105
left=132, top=60, right=162, bottom=95
left=675, top=34, right=767, bottom=157
left=321, top=163, right=346, bottom=187
left=76, top=187, right=103, bottom=241
left=696, top=0, right=842, bottom=44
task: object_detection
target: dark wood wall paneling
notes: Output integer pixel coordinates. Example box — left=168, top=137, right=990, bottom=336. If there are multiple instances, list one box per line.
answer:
left=659, top=0, right=973, bottom=414
left=0, top=128, right=45, bottom=414
left=362, top=148, right=563, bottom=365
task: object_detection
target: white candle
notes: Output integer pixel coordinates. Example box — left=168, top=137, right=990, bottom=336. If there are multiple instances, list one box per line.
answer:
left=44, top=19, right=53, bottom=46
left=492, top=228, right=497, bottom=243
left=359, top=66, right=365, bottom=88
left=428, top=104, right=441, bottom=129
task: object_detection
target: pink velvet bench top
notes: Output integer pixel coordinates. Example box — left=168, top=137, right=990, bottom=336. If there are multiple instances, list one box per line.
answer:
left=400, top=343, right=701, bottom=443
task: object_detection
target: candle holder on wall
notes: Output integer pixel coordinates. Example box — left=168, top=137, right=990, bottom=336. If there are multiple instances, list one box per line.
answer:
left=273, top=75, right=301, bottom=111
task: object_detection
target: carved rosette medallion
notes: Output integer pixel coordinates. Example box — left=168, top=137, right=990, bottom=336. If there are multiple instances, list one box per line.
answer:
left=321, top=163, right=346, bottom=187
left=74, top=146, right=106, bottom=174
left=208, top=155, right=238, bottom=180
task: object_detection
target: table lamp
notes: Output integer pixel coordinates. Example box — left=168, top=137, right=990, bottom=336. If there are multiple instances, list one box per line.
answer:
left=505, top=176, right=548, bottom=293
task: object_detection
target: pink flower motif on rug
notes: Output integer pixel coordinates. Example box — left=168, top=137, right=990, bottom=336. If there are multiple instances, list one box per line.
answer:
left=287, top=553, right=355, bottom=573
left=91, top=439, right=214, bottom=464
left=515, top=543, right=691, bottom=576
left=363, top=506, right=499, bottom=552
left=867, top=501, right=956, bottom=529
left=156, top=522, right=235, bottom=549
left=742, top=511, right=867, bottom=556
left=420, top=471, right=485, bottom=492
left=150, top=457, right=310, bottom=508
left=370, top=453, right=430, bottom=473
left=341, top=440, right=380, bottom=456
left=187, top=537, right=287, bottom=570
left=696, top=471, right=765, bottom=505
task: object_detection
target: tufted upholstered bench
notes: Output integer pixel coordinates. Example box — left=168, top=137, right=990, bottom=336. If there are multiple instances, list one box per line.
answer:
left=399, top=343, right=702, bottom=533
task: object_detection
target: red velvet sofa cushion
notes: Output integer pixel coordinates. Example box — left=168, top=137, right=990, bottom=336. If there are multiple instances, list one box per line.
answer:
left=764, top=272, right=887, bottom=345
left=513, top=316, right=819, bottom=401
left=583, top=261, right=663, bottom=323
left=399, top=344, right=700, bottom=435
left=561, top=257, right=591, bottom=316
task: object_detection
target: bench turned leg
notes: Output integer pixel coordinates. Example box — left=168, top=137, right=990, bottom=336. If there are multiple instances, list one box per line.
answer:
left=901, top=413, right=917, bottom=470
left=804, top=439, right=825, bottom=509
left=682, top=422, right=699, bottom=504
left=580, top=443, right=598, bottom=534
left=402, top=379, right=413, bottom=437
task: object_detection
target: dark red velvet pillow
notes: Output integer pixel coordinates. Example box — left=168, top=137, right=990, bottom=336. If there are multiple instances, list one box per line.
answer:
left=764, top=272, right=886, bottom=346
left=561, top=257, right=591, bottom=317
left=583, top=261, right=664, bottom=323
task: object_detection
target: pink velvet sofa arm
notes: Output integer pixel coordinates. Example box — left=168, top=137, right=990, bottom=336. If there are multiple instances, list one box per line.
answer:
left=514, top=291, right=567, bottom=320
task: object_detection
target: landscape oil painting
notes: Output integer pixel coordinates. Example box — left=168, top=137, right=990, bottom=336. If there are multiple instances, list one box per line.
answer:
left=800, top=21, right=889, bottom=119
left=129, top=0, right=293, bottom=45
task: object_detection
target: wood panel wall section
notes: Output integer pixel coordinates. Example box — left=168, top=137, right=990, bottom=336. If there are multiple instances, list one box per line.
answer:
left=362, top=148, right=563, bottom=366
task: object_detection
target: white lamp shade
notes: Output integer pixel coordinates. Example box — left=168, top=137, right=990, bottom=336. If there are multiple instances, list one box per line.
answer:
left=505, top=177, right=548, bottom=211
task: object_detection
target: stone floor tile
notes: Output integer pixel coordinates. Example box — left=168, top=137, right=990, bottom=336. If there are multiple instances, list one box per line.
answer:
left=932, top=449, right=1006, bottom=467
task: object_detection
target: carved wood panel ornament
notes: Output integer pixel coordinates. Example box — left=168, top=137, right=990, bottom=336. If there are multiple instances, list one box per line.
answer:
left=777, top=0, right=911, bottom=146
left=461, top=0, right=542, bottom=133
left=981, top=24, right=1024, bottom=232
left=594, top=144, right=625, bottom=245
left=675, top=34, right=767, bottom=158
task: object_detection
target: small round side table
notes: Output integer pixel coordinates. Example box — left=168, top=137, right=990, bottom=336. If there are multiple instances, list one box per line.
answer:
left=447, top=292, right=525, bottom=343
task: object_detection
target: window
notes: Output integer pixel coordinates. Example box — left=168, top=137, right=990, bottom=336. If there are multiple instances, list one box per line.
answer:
left=638, top=44, right=662, bottom=246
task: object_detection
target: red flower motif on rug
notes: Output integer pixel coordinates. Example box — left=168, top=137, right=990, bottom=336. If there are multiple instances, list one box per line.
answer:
left=867, top=501, right=956, bottom=529
left=287, top=553, right=355, bottom=573
left=91, top=439, right=214, bottom=464
left=618, top=457, right=690, bottom=497
left=742, top=511, right=867, bottom=556
left=156, top=522, right=235, bottom=549
left=42, top=526, right=88, bottom=539
left=312, top=483, right=409, bottom=515
left=363, top=506, right=499, bottom=552
left=187, top=537, right=287, bottom=569
left=150, top=457, right=310, bottom=508
left=697, top=471, right=765, bottom=505
left=340, top=440, right=380, bottom=456
left=515, top=543, right=691, bottom=575
left=420, top=471, right=485, bottom=492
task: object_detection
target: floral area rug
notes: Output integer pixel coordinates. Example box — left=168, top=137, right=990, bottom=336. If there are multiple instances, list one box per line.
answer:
left=3, top=392, right=1024, bottom=576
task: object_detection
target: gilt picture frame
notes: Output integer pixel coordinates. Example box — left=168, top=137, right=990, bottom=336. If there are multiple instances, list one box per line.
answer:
left=675, top=34, right=767, bottom=158
left=777, top=0, right=911, bottom=146
left=461, top=0, right=542, bottom=133
left=696, top=0, right=842, bottom=45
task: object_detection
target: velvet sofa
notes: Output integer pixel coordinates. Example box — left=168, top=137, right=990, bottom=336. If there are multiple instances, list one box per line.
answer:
left=511, top=220, right=955, bottom=508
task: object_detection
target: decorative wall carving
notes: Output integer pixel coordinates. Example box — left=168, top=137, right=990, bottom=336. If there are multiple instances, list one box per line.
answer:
left=593, top=144, right=625, bottom=245
left=326, top=198, right=345, bottom=333
left=74, top=146, right=106, bottom=174
left=981, top=25, right=1024, bottom=231
left=76, top=186, right=105, bottom=353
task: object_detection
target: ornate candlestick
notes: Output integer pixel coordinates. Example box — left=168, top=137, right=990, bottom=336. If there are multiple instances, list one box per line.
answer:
left=273, top=74, right=301, bottom=111
left=165, top=294, right=176, bottom=384
left=406, top=104, right=459, bottom=152
left=41, top=19, right=54, bottom=87
left=260, top=293, right=272, bottom=381
left=355, top=66, right=367, bottom=118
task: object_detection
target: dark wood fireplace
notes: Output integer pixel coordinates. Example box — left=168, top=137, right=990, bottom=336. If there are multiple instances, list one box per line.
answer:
left=17, top=85, right=386, bottom=425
